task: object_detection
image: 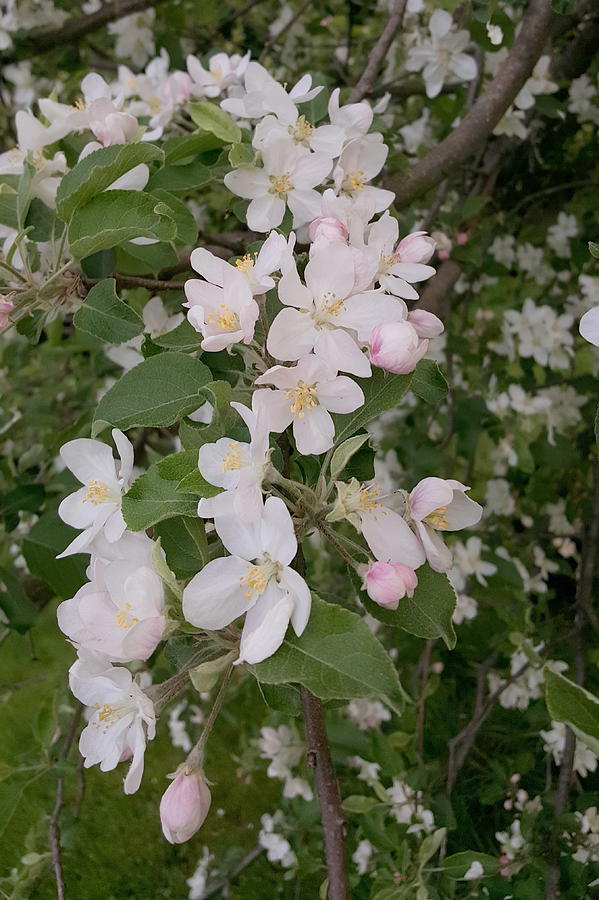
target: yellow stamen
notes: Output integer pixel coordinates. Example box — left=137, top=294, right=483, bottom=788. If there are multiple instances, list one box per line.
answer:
left=321, top=291, right=345, bottom=317
left=235, top=253, right=255, bottom=274
left=84, top=480, right=109, bottom=505
left=269, top=172, right=293, bottom=196
left=285, top=380, right=319, bottom=417
left=358, top=485, right=382, bottom=513
left=207, top=303, right=240, bottom=332
left=424, top=506, right=450, bottom=530
left=290, top=115, right=314, bottom=145
left=343, top=169, right=365, bottom=192
left=240, top=565, right=269, bottom=600
left=73, top=97, right=86, bottom=110
left=115, top=602, right=140, bottom=629
left=148, top=95, right=161, bottom=115
left=221, top=441, right=245, bottom=472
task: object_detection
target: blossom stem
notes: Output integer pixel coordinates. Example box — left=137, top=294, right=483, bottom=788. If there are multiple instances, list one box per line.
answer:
left=187, top=663, right=234, bottom=770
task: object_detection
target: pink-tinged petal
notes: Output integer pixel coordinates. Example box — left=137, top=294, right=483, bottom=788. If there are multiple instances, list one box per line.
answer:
left=379, top=273, right=420, bottom=300
left=182, top=556, right=257, bottom=629
left=293, top=405, right=335, bottom=455
left=237, top=582, right=293, bottom=665
left=223, top=167, right=270, bottom=200
left=278, top=259, right=313, bottom=309
left=318, top=375, right=364, bottom=414
left=336, top=291, right=405, bottom=342
left=247, top=194, right=285, bottom=232
left=408, top=309, right=444, bottom=338
left=415, top=521, right=453, bottom=572
left=160, top=771, right=211, bottom=844
left=409, top=477, right=455, bottom=522
left=287, top=189, right=323, bottom=228
left=252, top=388, right=294, bottom=433
left=267, top=308, right=317, bottom=361
left=362, top=561, right=418, bottom=609
left=396, top=232, right=436, bottom=264
left=387, top=262, right=436, bottom=283
left=445, top=489, right=483, bottom=530
left=580, top=306, right=599, bottom=347
left=305, top=243, right=355, bottom=303
left=280, top=567, right=312, bottom=635
left=121, top=617, right=166, bottom=661
left=314, top=328, right=371, bottom=377
left=360, top=508, right=426, bottom=568
left=190, top=247, right=227, bottom=285
left=60, top=438, right=118, bottom=486
left=260, top=496, right=297, bottom=566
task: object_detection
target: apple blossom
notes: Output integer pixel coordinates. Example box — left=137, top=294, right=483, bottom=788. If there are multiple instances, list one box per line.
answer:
left=69, top=649, right=156, bottom=794
left=333, top=134, right=395, bottom=214
left=327, top=88, right=373, bottom=142
left=406, top=477, right=483, bottom=572
left=254, top=354, right=364, bottom=455
left=57, top=429, right=134, bottom=557
left=160, top=769, right=212, bottom=844
left=268, top=242, right=405, bottom=376
left=369, top=320, right=429, bottom=374
left=360, top=561, right=418, bottom=610
left=407, top=308, right=444, bottom=338
left=328, top=478, right=425, bottom=568
left=184, top=264, right=259, bottom=351
left=221, top=61, right=322, bottom=123
left=190, top=230, right=289, bottom=297
left=187, top=50, right=250, bottom=98
left=405, top=9, right=477, bottom=99
left=360, top=213, right=436, bottom=300
left=308, top=216, right=349, bottom=245
left=224, top=139, right=332, bottom=231
left=253, top=112, right=344, bottom=159
left=57, top=557, right=165, bottom=662
left=183, top=497, right=311, bottom=665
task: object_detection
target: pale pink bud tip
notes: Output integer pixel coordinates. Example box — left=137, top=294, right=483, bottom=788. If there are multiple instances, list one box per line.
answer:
left=396, top=231, right=436, bottom=264
left=362, top=561, right=418, bottom=610
left=0, top=296, right=15, bottom=331
left=369, top=321, right=428, bottom=375
left=160, top=770, right=211, bottom=844
left=407, top=309, right=444, bottom=339
left=308, top=216, right=349, bottom=244
left=456, top=232, right=469, bottom=245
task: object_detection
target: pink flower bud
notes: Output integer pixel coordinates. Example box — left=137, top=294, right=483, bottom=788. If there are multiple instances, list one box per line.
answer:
left=437, top=249, right=449, bottom=260
left=395, top=231, right=436, bottom=264
left=0, top=295, right=14, bottom=331
left=456, top=231, right=469, bottom=245
left=308, top=217, right=349, bottom=244
left=160, top=769, right=211, bottom=844
left=369, top=321, right=428, bottom=374
left=407, top=309, right=444, bottom=339
left=361, top=561, right=418, bottom=610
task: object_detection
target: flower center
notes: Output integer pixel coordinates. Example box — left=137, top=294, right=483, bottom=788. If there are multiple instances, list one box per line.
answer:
left=285, top=380, right=319, bottom=417
left=93, top=703, right=127, bottom=731
left=321, top=291, right=345, bottom=317
left=358, top=484, right=382, bottom=513
left=269, top=172, right=293, bottom=197
left=115, top=602, right=140, bottom=630
left=235, top=253, right=255, bottom=274
left=343, top=169, right=365, bottom=192
left=424, top=505, right=449, bottom=529
left=240, top=556, right=279, bottom=600
left=207, top=303, right=240, bottom=332
left=290, top=115, right=314, bottom=145
left=221, top=441, right=246, bottom=472
left=83, top=480, right=109, bottom=505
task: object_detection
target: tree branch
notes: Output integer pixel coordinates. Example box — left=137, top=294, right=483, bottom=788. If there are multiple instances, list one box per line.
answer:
left=349, top=0, right=408, bottom=103
left=0, top=0, right=171, bottom=64
left=386, top=0, right=555, bottom=207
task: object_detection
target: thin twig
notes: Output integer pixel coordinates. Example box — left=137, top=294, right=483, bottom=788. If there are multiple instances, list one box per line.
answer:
left=198, top=845, right=265, bottom=899
left=49, top=703, right=83, bottom=900
left=83, top=274, right=186, bottom=292
left=348, top=0, right=408, bottom=103
left=415, top=639, right=434, bottom=758
left=259, top=0, right=312, bottom=61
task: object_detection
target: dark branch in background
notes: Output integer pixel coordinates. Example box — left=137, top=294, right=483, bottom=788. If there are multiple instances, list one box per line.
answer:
left=386, top=0, right=555, bottom=207
left=545, top=458, right=598, bottom=899
left=348, top=0, right=408, bottom=103
left=0, top=0, right=171, bottom=63
left=83, top=274, right=186, bottom=292
left=552, top=0, right=599, bottom=80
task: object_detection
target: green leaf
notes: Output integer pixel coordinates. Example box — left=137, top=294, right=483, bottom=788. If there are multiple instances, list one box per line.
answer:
left=122, top=452, right=219, bottom=530
left=443, top=851, right=499, bottom=879
left=332, top=369, right=413, bottom=445
left=0, top=188, right=18, bottom=229
left=418, top=828, right=446, bottom=865
left=148, top=160, right=212, bottom=193
left=342, top=795, right=379, bottom=814
left=56, top=143, right=164, bottom=221
left=362, top=567, right=457, bottom=649
left=73, top=278, right=144, bottom=344
left=411, top=360, right=448, bottom=405
left=189, top=101, right=242, bottom=144
left=25, top=198, right=56, bottom=242
left=163, top=132, right=224, bottom=164
left=92, top=353, right=211, bottom=434
left=178, top=380, right=240, bottom=450
left=589, top=241, right=599, bottom=259
left=257, top=682, right=302, bottom=717
left=0, top=566, right=37, bottom=633
left=155, top=516, right=208, bottom=578
left=228, top=143, right=257, bottom=168
left=149, top=189, right=197, bottom=246
left=330, top=434, right=370, bottom=482
left=544, top=669, right=599, bottom=756
left=0, top=780, right=25, bottom=839
left=68, top=190, right=176, bottom=259
left=189, top=652, right=235, bottom=692
left=0, top=484, right=44, bottom=520
left=22, top=513, right=88, bottom=598
left=461, top=195, right=489, bottom=219
left=252, top=595, right=406, bottom=714
left=152, top=319, right=201, bottom=351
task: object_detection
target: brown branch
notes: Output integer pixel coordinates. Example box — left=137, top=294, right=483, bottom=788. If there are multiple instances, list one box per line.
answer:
left=301, top=687, right=349, bottom=900
left=386, top=0, right=555, bottom=207
left=0, top=0, right=172, bottom=64
left=348, top=0, right=408, bottom=103
left=83, top=274, right=186, bottom=292
left=417, top=259, right=462, bottom=316
left=49, top=703, right=83, bottom=900
left=415, top=639, right=434, bottom=758
left=552, top=0, right=599, bottom=81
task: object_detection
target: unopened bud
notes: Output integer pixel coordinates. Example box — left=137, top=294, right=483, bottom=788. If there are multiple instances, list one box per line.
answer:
left=160, top=769, right=211, bottom=844
left=308, top=216, right=349, bottom=244
left=369, top=321, right=428, bottom=374
left=360, top=561, right=418, bottom=610
left=407, top=309, right=444, bottom=339
left=395, top=231, right=436, bottom=264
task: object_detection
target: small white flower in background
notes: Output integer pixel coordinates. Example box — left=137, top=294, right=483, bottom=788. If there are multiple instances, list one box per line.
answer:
left=452, top=592, right=478, bottom=625
left=69, top=649, right=156, bottom=794
left=187, top=847, right=214, bottom=900
left=485, top=479, right=515, bottom=517
left=258, top=724, right=312, bottom=799
left=108, top=10, right=156, bottom=68
left=190, top=230, right=288, bottom=297
left=488, top=643, right=567, bottom=711
left=515, top=243, right=553, bottom=285
left=184, top=264, right=260, bottom=351
left=489, top=234, right=516, bottom=268
left=224, top=139, right=332, bottom=231
left=486, top=23, right=503, bottom=46
left=451, top=537, right=497, bottom=587
left=547, top=212, right=578, bottom=258
left=187, top=51, right=250, bottom=98
left=573, top=808, right=599, bottom=864
left=405, top=9, right=477, bottom=99
left=168, top=701, right=192, bottom=753
left=514, top=56, right=558, bottom=110
left=493, top=106, right=528, bottom=140
left=387, top=779, right=435, bottom=833
left=568, top=74, right=599, bottom=125
left=259, top=812, right=297, bottom=868
left=254, top=354, right=364, bottom=456
left=352, top=839, right=374, bottom=875
left=184, top=497, right=311, bottom=665
left=540, top=721, right=598, bottom=777
left=496, top=818, right=526, bottom=862
left=348, top=756, right=381, bottom=784
left=464, top=859, right=484, bottom=880
left=57, top=429, right=134, bottom=557
left=346, top=697, right=391, bottom=730
left=498, top=298, right=574, bottom=370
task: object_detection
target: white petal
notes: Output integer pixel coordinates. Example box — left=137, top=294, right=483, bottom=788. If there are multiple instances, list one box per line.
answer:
left=314, top=328, right=371, bottom=377
left=247, top=194, right=285, bottom=232
left=267, top=308, right=317, bottom=360
left=213, top=512, right=262, bottom=560
left=279, top=567, right=312, bottom=635
left=580, top=306, right=599, bottom=347
left=336, top=291, right=406, bottom=341
left=260, top=496, right=297, bottom=566
left=415, top=522, right=453, bottom=572
left=293, top=405, right=335, bottom=455
left=237, top=583, right=293, bottom=665
left=360, top=508, right=426, bottom=567
left=60, top=438, right=118, bottom=486
left=190, top=247, right=227, bottom=285
left=182, top=557, right=257, bottom=629
left=223, top=167, right=269, bottom=200
left=318, top=375, right=364, bottom=414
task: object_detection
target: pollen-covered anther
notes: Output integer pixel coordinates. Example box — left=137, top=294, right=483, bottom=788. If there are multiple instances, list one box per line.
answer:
left=221, top=441, right=245, bottom=472
left=285, top=380, right=319, bottom=417
left=424, top=505, right=450, bottom=529
left=83, top=480, right=109, bottom=505
left=207, top=303, right=240, bottom=332
left=269, top=172, right=293, bottom=196
left=343, top=169, right=366, bottom=192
